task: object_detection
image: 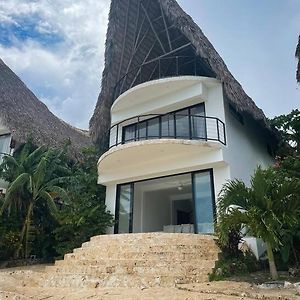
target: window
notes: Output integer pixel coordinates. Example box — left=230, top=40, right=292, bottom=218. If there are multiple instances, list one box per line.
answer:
left=161, top=114, right=175, bottom=137
left=175, top=108, right=189, bottom=138
left=147, top=118, right=159, bottom=138
left=0, top=134, right=11, bottom=163
left=121, top=103, right=206, bottom=144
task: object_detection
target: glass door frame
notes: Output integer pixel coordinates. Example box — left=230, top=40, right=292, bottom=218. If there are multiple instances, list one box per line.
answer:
left=114, top=182, right=134, bottom=234
left=114, top=169, right=216, bottom=234
left=191, top=169, right=217, bottom=234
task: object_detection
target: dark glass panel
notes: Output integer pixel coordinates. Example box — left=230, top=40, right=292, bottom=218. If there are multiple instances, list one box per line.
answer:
left=147, top=117, right=160, bottom=138
left=175, top=108, right=189, bottom=138
left=117, top=184, right=133, bottom=234
left=161, top=114, right=175, bottom=137
left=138, top=121, right=147, bottom=140
left=123, top=124, right=136, bottom=142
left=190, top=104, right=206, bottom=139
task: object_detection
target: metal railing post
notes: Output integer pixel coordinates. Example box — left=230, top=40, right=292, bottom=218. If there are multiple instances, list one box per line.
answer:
left=116, top=125, right=119, bottom=146
left=176, top=56, right=179, bottom=76
left=216, top=119, right=220, bottom=142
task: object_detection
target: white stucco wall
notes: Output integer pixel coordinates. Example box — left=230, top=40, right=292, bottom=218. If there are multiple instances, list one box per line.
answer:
left=223, top=103, right=274, bottom=185
left=0, top=119, right=11, bottom=191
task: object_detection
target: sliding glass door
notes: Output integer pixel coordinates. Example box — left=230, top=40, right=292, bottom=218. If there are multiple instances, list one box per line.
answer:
left=192, top=170, right=216, bottom=234
left=115, top=183, right=134, bottom=234
left=114, top=170, right=216, bottom=234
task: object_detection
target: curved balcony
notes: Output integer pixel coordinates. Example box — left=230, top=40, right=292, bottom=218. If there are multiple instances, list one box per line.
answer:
left=109, top=113, right=226, bottom=149
left=98, top=113, right=226, bottom=184
left=114, top=56, right=211, bottom=101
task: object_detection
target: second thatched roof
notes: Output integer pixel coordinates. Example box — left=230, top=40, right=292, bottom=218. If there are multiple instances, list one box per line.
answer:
left=0, top=58, right=91, bottom=156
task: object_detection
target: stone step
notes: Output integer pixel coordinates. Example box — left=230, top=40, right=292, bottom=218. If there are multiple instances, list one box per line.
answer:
left=44, top=233, right=220, bottom=288
left=46, top=263, right=213, bottom=277
left=89, top=233, right=217, bottom=243
left=54, top=258, right=216, bottom=269
left=42, top=272, right=209, bottom=288
left=80, top=241, right=219, bottom=252
left=66, top=250, right=219, bottom=261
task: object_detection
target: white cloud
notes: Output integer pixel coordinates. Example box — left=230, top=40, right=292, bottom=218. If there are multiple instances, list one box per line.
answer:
left=0, top=0, right=110, bottom=129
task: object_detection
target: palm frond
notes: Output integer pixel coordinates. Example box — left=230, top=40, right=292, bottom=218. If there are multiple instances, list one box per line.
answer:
left=24, top=146, right=47, bottom=171
left=33, top=157, right=47, bottom=191
left=1, top=173, right=30, bottom=215
left=38, top=190, right=58, bottom=217
left=46, top=185, right=70, bottom=205
left=218, top=179, right=250, bottom=211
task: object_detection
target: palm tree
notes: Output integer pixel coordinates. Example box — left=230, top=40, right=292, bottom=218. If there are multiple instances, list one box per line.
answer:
left=217, top=166, right=300, bottom=280
left=0, top=143, right=70, bottom=258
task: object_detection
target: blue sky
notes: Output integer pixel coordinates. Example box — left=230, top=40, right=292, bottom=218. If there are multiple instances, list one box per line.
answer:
left=0, top=0, right=299, bottom=129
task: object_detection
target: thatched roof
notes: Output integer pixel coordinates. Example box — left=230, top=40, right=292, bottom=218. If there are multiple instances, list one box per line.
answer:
left=90, top=0, right=275, bottom=146
left=296, top=35, right=300, bottom=83
left=0, top=58, right=91, bottom=156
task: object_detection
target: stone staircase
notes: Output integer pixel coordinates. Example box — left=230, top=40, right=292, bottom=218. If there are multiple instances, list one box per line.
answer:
left=42, top=233, right=220, bottom=288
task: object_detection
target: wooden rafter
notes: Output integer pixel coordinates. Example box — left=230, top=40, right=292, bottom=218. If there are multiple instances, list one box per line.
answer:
left=117, top=0, right=131, bottom=80
left=141, top=2, right=166, bottom=54
left=159, top=1, right=172, bottom=51
left=129, top=41, right=157, bottom=88
left=134, top=0, right=151, bottom=50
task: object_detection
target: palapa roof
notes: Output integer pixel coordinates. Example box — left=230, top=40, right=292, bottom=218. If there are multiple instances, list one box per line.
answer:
left=0, top=58, right=91, bottom=156
left=90, top=0, right=275, bottom=146
left=296, top=35, right=300, bottom=83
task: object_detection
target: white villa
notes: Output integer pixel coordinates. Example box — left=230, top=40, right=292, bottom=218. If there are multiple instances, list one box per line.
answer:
left=94, top=0, right=277, bottom=235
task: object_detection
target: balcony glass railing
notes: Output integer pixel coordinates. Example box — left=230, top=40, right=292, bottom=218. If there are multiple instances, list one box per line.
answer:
left=109, top=113, right=226, bottom=149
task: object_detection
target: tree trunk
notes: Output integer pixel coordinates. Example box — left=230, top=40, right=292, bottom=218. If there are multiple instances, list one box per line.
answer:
left=15, top=202, right=33, bottom=259
left=266, top=242, right=278, bottom=280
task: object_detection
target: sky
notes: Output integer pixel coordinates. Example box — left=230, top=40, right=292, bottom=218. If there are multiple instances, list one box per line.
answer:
left=0, top=0, right=299, bottom=130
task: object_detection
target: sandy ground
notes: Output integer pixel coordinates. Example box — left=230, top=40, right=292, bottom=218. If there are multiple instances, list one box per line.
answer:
left=0, top=265, right=299, bottom=300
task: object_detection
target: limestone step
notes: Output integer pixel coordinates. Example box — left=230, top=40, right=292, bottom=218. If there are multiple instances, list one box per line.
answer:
left=43, top=233, right=220, bottom=288
left=80, top=242, right=219, bottom=252
left=42, top=272, right=209, bottom=288
left=89, top=233, right=217, bottom=244
left=66, top=250, right=219, bottom=261
left=45, top=263, right=212, bottom=277
left=54, top=258, right=216, bottom=269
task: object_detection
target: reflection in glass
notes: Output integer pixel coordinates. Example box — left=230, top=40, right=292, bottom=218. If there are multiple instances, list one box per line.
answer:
left=117, top=184, right=133, bottom=233
left=193, top=171, right=215, bottom=234
left=161, top=114, right=175, bottom=137
left=190, top=105, right=206, bottom=139
left=123, top=124, right=136, bottom=142
left=147, top=118, right=160, bottom=138
left=138, top=121, right=147, bottom=140
left=175, top=109, right=189, bottom=138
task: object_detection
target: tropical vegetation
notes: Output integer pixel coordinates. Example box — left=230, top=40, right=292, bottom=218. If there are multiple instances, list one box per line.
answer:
left=0, top=140, right=113, bottom=262
left=217, top=109, right=300, bottom=280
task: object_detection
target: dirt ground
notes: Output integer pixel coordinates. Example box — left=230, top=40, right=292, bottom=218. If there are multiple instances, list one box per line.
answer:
left=0, top=265, right=299, bottom=300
